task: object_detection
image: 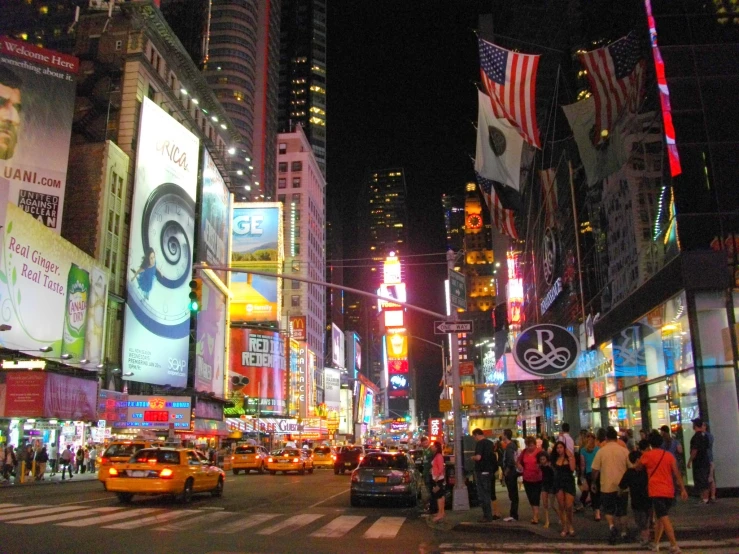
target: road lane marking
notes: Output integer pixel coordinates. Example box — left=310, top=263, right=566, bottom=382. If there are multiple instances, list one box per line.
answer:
left=206, top=513, right=280, bottom=534
left=310, top=515, right=365, bottom=538
left=0, top=505, right=87, bottom=521
left=58, top=508, right=162, bottom=527
left=363, top=516, right=405, bottom=539
left=103, top=509, right=198, bottom=529
left=10, top=507, right=123, bottom=525
left=256, top=513, right=324, bottom=535
left=0, top=505, right=48, bottom=515
left=0, top=504, right=21, bottom=509
left=57, top=497, right=113, bottom=506
left=307, top=488, right=350, bottom=508
left=154, top=511, right=232, bottom=531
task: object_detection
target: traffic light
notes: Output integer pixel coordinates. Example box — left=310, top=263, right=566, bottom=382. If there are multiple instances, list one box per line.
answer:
left=188, top=278, right=201, bottom=313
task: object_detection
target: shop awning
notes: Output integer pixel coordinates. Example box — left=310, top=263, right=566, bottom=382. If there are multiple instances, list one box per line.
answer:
left=190, top=418, right=231, bottom=437
left=467, top=415, right=519, bottom=435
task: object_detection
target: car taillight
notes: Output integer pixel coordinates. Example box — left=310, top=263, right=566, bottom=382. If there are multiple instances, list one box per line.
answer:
left=267, top=457, right=273, bottom=463
left=351, top=472, right=359, bottom=482
left=331, top=455, right=336, bottom=460
left=108, top=467, right=118, bottom=477
left=100, top=457, right=109, bottom=465
left=159, top=468, right=174, bottom=479
left=147, top=458, right=158, bottom=465
left=359, top=456, right=364, bottom=461
left=293, top=458, right=299, bottom=463
left=401, top=472, right=412, bottom=483
left=231, top=456, right=234, bottom=460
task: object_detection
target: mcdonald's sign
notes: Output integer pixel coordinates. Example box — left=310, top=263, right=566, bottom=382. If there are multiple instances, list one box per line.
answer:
left=289, top=316, right=307, bottom=341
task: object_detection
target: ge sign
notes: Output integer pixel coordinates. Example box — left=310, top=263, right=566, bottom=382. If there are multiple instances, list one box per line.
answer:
left=513, top=324, right=579, bottom=377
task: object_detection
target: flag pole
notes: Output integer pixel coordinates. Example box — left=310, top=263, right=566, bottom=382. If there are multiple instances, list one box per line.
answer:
left=568, top=160, right=586, bottom=320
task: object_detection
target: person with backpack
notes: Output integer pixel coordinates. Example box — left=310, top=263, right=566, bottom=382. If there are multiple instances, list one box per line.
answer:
left=619, top=450, right=651, bottom=548
left=34, top=446, right=49, bottom=481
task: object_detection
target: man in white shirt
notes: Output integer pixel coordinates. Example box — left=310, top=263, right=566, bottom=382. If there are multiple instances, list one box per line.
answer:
left=559, top=422, right=575, bottom=454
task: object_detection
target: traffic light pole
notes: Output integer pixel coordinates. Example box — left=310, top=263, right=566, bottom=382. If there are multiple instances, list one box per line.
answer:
left=447, top=250, right=469, bottom=511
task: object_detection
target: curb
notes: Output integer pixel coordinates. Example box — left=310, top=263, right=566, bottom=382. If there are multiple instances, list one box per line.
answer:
left=1, top=476, right=100, bottom=488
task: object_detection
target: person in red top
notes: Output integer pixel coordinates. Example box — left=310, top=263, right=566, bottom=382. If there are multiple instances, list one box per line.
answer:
left=635, top=431, right=688, bottom=554
left=517, top=436, right=543, bottom=524
left=430, top=441, right=446, bottom=523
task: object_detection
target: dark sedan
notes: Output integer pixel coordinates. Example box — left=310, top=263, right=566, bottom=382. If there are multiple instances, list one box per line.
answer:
left=350, top=452, right=422, bottom=507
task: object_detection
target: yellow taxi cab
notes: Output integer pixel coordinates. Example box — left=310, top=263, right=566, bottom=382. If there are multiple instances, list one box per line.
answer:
left=106, top=447, right=225, bottom=503
left=265, top=448, right=314, bottom=475
left=311, top=445, right=334, bottom=469
left=98, top=440, right=161, bottom=489
left=231, top=445, right=268, bottom=474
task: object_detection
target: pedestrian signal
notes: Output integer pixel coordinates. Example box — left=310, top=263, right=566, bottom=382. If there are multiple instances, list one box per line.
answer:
left=188, top=278, right=201, bottom=313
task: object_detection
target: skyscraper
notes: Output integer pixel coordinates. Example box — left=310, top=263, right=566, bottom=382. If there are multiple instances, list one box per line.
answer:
left=278, top=0, right=327, bottom=175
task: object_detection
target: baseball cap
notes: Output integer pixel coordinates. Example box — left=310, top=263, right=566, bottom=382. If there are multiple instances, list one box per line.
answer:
left=691, top=417, right=704, bottom=427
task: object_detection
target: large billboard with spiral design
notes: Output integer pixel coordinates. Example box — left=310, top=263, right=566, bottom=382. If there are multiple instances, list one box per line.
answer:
left=122, top=97, right=199, bottom=387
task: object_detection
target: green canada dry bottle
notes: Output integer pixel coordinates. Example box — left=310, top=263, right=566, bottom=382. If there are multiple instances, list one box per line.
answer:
left=61, top=263, right=90, bottom=359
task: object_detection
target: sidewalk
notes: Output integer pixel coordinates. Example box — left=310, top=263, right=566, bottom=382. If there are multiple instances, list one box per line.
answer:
left=429, top=485, right=739, bottom=545
left=1, top=469, right=100, bottom=487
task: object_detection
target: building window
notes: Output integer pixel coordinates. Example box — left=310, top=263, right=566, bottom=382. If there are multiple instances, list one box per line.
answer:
left=279, top=142, right=287, bottom=154
left=115, top=40, right=122, bottom=51
left=292, top=177, right=301, bottom=188
left=278, top=178, right=287, bottom=189
left=292, top=280, right=301, bottom=290
left=292, top=193, right=301, bottom=203
left=278, top=194, right=286, bottom=204
left=291, top=161, right=302, bottom=172
left=278, top=162, right=288, bottom=173
left=291, top=295, right=300, bottom=308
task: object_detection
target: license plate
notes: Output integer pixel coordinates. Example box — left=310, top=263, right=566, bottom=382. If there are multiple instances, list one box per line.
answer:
left=374, top=476, right=388, bottom=484
left=131, top=470, right=145, bottom=478
left=278, top=460, right=290, bottom=463
left=344, top=463, right=352, bottom=466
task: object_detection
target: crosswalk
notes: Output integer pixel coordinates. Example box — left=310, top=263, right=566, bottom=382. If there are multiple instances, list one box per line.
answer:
left=0, top=503, right=411, bottom=540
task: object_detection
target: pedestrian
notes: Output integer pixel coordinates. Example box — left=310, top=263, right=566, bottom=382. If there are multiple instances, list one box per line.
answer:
left=419, top=436, right=437, bottom=516
left=2, top=445, right=17, bottom=483
left=34, top=446, right=49, bottom=481
left=60, top=445, right=73, bottom=480
left=703, top=423, right=717, bottom=503
left=49, top=443, right=58, bottom=475
left=76, top=446, right=85, bottom=474
left=540, top=432, right=551, bottom=452
left=635, top=430, right=689, bottom=553
left=551, top=440, right=576, bottom=537
left=619, top=450, right=651, bottom=547
left=625, top=429, right=636, bottom=452
left=516, top=436, right=543, bottom=524
left=25, top=445, right=34, bottom=476
left=687, top=418, right=710, bottom=505
left=88, top=445, right=98, bottom=473
left=558, top=423, right=575, bottom=455
left=430, top=441, right=446, bottom=523
left=660, top=425, right=683, bottom=457
left=537, top=451, right=555, bottom=528
left=639, top=428, right=648, bottom=442
left=591, top=426, right=631, bottom=544
left=579, top=432, right=601, bottom=521
left=471, top=428, right=500, bottom=522
left=500, top=429, right=519, bottom=522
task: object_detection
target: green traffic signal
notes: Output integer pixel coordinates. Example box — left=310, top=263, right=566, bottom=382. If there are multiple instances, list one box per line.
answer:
left=189, top=279, right=201, bottom=313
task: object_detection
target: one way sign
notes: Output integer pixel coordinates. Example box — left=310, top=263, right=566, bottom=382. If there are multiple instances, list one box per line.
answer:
left=434, top=320, right=473, bottom=334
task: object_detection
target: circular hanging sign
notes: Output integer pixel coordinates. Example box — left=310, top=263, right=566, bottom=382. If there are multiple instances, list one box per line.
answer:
left=513, top=324, right=580, bottom=377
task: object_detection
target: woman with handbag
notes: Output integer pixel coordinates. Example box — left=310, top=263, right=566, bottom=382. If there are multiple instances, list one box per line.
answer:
left=430, top=441, right=446, bottom=523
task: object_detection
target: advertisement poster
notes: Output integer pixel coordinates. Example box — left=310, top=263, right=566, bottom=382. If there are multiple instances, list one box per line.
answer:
left=331, top=323, right=345, bottom=368
left=0, top=204, right=108, bottom=368
left=43, top=372, right=97, bottom=420
left=289, top=315, right=306, bottom=341
left=122, top=97, right=199, bottom=387
left=2, top=372, right=45, bottom=417
left=289, top=339, right=308, bottom=418
left=194, top=272, right=226, bottom=396
left=229, top=328, right=286, bottom=413
left=230, top=203, right=283, bottom=323
left=323, top=367, right=340, bottom=412
left=0, top=37, right=78, bottom=233
left=199, top=148, right=230, bottom=284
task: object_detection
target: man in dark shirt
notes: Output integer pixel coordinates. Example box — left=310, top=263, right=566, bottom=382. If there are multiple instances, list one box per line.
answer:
left=619, top=450, right=651, bottom=547
left=419, top=436, right=437, bottom=515
left=501, top=428, right=520, bottom=521
left=472, top=428, right=499, bottom=522
left=688, top=418, right=710, bottom=504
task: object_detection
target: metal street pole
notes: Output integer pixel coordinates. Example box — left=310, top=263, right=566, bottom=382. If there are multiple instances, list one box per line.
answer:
left=447, top=250, right=469, bottom=511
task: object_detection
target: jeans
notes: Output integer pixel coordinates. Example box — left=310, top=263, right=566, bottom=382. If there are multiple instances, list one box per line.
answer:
left=475, top=472, right=493, bottom=519
left=505, top=470, right=519, bottom=520
left=61, top=462, right=73, bottom=479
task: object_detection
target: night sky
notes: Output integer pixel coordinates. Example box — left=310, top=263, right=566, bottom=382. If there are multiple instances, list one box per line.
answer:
left=327, top=2, right=490, bottom=420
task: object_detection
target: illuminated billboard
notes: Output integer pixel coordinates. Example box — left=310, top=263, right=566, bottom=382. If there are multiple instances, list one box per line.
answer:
left=331, top=323, right=345, bottom=368
left=123, top=97, right=199, bottom=387
left=377, top=283, right=406, bottom=311
left=229, top=328, right=286, bottom=414
left=383, top=253, right=402, bottom=284
left=0, top=204, right=108, bottom=369
left=230, top=203, right=283, bottom=323
left=388, top=373, right=409, bottom=398
left=289, top=339, right=308, bottom=418
left=123, top=395, right=192, bottom=430
left=194, top=272, right=226, bottom=397
left=199, top=148, right=230, bottom=284
left=507, top=278, right=523, bottom=325
left=383, top=309, right=404, bottom=328
left=386, top=332, right=408, bottom=358
left=0, top=37, right=78, bottom=233
left=346, top=331, right=361, bottom=378
left=289, top=315, right=306, bottom=341
left=323, top=367, right=340, bottom=412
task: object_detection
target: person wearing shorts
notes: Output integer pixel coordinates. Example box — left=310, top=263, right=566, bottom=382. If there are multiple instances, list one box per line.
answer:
left=591, top=427, right=630, bottom=544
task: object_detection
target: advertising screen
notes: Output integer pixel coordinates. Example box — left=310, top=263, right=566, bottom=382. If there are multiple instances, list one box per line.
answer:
left=323, top=367, right=340, bottom=411
left=230, top=203, right=283, bottom=323
left=363, top=389, right=374, bottom=425
left=229, top=328, right=286, bottom=413
left=0, top=37, right=78, bottom=234
left=194, top=272, right=226, bottom=396
left=290, top=339, right=308, bottom=418
left=123, top=395, right=192, bottom=430
left=289, top=315, right=306, bottom=341
left=345, top=332, right=360, bottom=378
left=0, top=203, right=108, bottom=368
left=122, top=97, right=199, bottom=387
left=199, top=148, right=230, bottom=284
left=331, top=323, right=345, bottom=368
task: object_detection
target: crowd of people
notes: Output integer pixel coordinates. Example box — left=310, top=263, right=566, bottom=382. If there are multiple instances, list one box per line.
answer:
left=419, top=417, right=715, bottom=554
left=1, top=442, right=99, bottom=484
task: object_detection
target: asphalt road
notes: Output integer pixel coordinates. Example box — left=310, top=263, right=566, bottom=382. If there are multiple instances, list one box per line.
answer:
left=0, top=468, right=438, bottom=554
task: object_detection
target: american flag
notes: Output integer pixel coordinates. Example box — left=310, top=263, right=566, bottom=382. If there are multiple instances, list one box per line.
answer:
left=476, top=172, right=518, bottom=240
left=540, top=168, right=557, bottom=230
left=478, top=38, right=541, bottom=149
left=579, top=33, right=645, bottom=145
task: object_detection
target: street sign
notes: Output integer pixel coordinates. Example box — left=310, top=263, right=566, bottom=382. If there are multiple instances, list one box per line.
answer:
left=448, top=269, right=467, bottom=311
left=434, top=320, right=473, bottom=334
left=438, top=399, right=452, bottom=412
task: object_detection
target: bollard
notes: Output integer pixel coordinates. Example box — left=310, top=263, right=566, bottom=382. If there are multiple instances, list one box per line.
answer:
left=31, top=460, right=36, bottom=480
left=19, top=461, right=25, bottom=484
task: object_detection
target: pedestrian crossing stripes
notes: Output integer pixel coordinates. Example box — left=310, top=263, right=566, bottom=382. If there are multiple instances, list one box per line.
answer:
left=0, top=504, right=412, bottom=540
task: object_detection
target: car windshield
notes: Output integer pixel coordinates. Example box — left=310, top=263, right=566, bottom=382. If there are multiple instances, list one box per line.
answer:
left=361, top=454, right=408, bottom=469
left=280, top=449, right=301, bottom=457
left=340, top=446, right=363, bottom=454
left=235, top=446, right=256, bottom=454
left=103, top=443, right=144, bottom=458
left=313, top=447, right=331, bottom=454
left=130, top=449, right=180, bottom=464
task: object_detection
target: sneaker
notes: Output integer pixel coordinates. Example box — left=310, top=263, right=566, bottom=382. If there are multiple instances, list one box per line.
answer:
left=668, top=546, right=681, bottom=554
left=503, top=516, right=515, bottom=522
left=608, top=526, right=619, bottom=545
left=649, top=544, right=660, bottom=552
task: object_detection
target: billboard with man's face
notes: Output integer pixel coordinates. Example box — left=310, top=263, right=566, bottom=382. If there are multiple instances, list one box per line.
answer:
left=0, top=37, right=78, bottom=234
left=122, top=98, right=199, bottom=387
